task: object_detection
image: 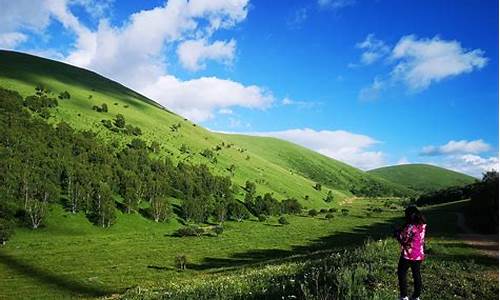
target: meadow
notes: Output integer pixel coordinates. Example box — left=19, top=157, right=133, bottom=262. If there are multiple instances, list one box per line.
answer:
left=0, top=199, right=497, bottom=299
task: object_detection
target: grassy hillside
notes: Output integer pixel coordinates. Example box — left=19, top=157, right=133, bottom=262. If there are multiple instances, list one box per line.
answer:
left=0, top=50, right=409, bottom=207
left=368, top=163, right=477, bottom=193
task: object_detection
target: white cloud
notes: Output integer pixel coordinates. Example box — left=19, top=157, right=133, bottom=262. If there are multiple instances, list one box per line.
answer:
left=318, top=0, right=355, bottom=9
left=420, top=139, right=491, bottom=156
left=142, top=75, right=274, bottom=122
left=240, top=128, right=385, bottom=170
left=356, top=34, right=389, bottom=65
left=3, top=0, right=275, bottom=122
left=0, top=32, right=27, bottom=48
left=218, top=108, right=233, bottom=115
left=358, top=77, right=385, bottom=101
left=397, top=156, right=410, bottom=165
left=391, top=35, right=488, bottom=90
left=281, top=97, right=319, bottom=109
left=177, top=38, right=236, bottom=71
left=440, top=154, right=498, bottom=178
left=357, top=35, right=488, bottom=99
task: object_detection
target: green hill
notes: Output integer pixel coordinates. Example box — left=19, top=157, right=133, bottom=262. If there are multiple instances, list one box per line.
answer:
left=368, top=163, right=477, bottom=193
left=0, top=50, right=410, bottom=206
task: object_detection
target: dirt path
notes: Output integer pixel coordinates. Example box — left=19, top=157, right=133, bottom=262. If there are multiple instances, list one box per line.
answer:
left=456, top=213, right=499, bottom=259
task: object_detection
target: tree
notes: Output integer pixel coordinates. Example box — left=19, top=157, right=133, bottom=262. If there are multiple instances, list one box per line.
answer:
left=114, top=114, right=126, bottom=128
left=149, top=196, right=171, bottom=222
left=244, top=181, right=256, bottom=205
left=324, top=190, right=334, bottom=203
left=228, top=201, right=250, bottom=222
left=88, top=182, right=116, bottom=228
left=281, top=198, right=302, bottom=214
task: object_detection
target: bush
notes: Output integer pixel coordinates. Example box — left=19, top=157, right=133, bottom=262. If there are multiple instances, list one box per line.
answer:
left=258, top=215, right=267, bottom=222
left=325, top=213, right=334, bottom=220
left=341, top=208, right=349, bottom=216
left=278, top=216, right=289, bottom=225
left=174, top=255, right=188, bottom=271
left=175, top=226, right=204, bottom=237
left=281, top=198, right=302, bottom=215
left=308, top=209, right=318, bottom=217
left=328, top=208, right=338, bottom=213
left=319, top=208, right=327, bottom=214
left=213, top=225, right=224, bottom=236
left=0, top=219, right=13, bottom=245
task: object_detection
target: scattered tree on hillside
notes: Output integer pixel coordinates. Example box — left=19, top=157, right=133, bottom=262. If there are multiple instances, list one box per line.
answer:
left=314, top=183, right=322, bottom=191
left=114, top=114, right=126, bottom=128
left=324, top=190, right=334, bottom=203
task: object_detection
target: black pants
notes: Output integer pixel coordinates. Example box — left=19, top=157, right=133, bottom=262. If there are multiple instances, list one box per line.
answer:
left=397, top=256, right=422, bottom=298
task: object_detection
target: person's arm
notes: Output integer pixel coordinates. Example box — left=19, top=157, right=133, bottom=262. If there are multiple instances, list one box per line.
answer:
left=398, top=225, right=414, bottom=248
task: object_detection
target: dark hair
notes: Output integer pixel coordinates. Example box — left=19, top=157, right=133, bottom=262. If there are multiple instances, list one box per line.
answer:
left=405, top=206, right=426, bottom=225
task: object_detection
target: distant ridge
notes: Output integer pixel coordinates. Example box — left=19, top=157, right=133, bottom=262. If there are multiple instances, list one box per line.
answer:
left=368, top=163, right=477, bottom=193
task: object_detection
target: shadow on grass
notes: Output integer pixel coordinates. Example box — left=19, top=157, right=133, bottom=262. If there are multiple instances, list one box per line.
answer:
left=188, top=201, right=493, bottom=272
left=188, top=218, right=398, bottom=271
left=0, top=251, right=118, bottom=297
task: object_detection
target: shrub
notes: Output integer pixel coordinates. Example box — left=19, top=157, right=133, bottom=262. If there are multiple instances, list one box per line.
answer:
left=341, top=208, right=349, bottom=216
left=328, top=208, right=338, bottom=213
left=278, top=216, right=289, bottom=225
left=325, top=213, right=334, bottom=220
left=227, top=201, right=250, bottom=222
left=258, top=215, right=267, bottom=222
left=308, top=209, right=318, bottom=217
left=281, top=198, right=302, bottom=215
left=175, top=226, right=204, bottom=237
left=314, top=183, right=322, bottom=191
left=213, top=225, right=224, bottom=236
left=319, top=208, right=327, bottom=214
left=0, top=219, right=13, bottom=245
left=373, top=207, right=383, bottom=213
left=174, top=255, right=188, bottom=271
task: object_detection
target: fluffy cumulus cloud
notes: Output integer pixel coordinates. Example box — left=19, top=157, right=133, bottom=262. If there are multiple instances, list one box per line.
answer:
left=242, top=128, right=385, bottom=170
left=439, top=155, right=498, bottom=178
left=142, top=75, right=273, bottom=121
left=356, top=34, right=488, bottom=98
left=419, top=139, right=497, bottom=177
left=391, top=35, right=488, bottom=90
left=420, top=139, right=491, bottom=156
left=1, top=0, right=276, bottom=122
left=177, top=38, right=236, bottom=71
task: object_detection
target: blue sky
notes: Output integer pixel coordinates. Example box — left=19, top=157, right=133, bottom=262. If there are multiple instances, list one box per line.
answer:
left=1, top=0, right=498, bottom=176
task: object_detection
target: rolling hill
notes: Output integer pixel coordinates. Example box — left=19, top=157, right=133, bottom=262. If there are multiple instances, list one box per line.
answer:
left=368, top=163, right=477, bottom=193
left=0, top=50, right=411, bottom=207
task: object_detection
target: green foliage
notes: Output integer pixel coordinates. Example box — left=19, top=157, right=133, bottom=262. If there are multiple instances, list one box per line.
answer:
left=278, top=216, right=289, bottom=225
left=258, top=215, right=267, bottom=222
left=227, top=201, right=250, bottom=222
left=114, top=113, right=126, bottom=128
left=213, top=225, right=224, bottom=235
left=175, top=226, right=204, bottom=237
left=341, top=208, right=349, bottom=216
left=324, top=190, right=334, bottom=203
left=314, top=182, right=322, bottom=191
left=280, top=198, right=302, bottom=214
left=92, top=103, right=108, bottom=112
left=174, top=255, right=188, bottom=271
left=319, top=208, right=327, bottom=213
left=0, top=218, right=13, bottom=245
left=325, top=213, right=334, bottom=220
left=58, top=90, right=71, bottom=100
left=308, top=209, right=318, bottom=217
left=466, top=171, right=499, bottom=233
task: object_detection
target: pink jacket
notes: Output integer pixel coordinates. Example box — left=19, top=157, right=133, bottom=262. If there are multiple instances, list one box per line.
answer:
left=398, top=223, right=426, bottom=260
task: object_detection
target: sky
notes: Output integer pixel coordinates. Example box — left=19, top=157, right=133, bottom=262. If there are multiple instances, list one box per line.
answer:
left=1, top=0, right=498, bottom=177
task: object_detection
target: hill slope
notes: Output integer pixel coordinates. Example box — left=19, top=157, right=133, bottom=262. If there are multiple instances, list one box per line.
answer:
left=0, top=50, right=411, bottom=207
left=368, top=164, right=477, bottom=193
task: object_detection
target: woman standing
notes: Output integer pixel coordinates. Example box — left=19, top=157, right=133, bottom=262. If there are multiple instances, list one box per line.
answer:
left=394, top=206, right=427, bottom=300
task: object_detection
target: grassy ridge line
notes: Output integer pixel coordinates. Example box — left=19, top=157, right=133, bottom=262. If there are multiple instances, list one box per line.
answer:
left=222, top=134, right=414, bottom=195
left=0, top=50, right=408, bottom=208
left=368, top=164, right=477, bottom=193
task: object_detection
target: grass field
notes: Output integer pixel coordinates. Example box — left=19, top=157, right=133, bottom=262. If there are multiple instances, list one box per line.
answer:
left=0, top=197, right=402, bottom=299
left=368, top=164, right=477, bottom=193
left=0, top=199, right=497, bottom=299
